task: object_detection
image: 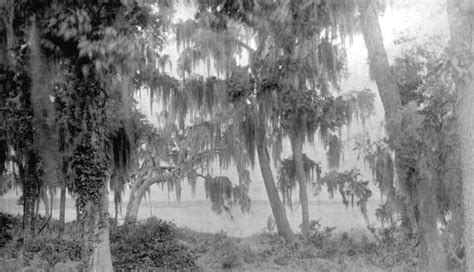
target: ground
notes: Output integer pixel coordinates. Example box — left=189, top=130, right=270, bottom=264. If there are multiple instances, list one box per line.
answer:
left=0, top=213, right=423, bottom=271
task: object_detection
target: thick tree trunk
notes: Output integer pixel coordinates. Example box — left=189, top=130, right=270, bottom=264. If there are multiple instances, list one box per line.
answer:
left=447, top=1, right=474, bottom=270
left=84, top=179, right=113, bottom=272
left=361, top=3, right=447, bottom=270
left=418, top=165, right=448, bottom=271
left=360, top=3, right=402, bottom=121
left=59, top=186, right=66, bottom=234
left=254, top=107, right=295, bottom=244
left=290, top=133, right=310, bottom=238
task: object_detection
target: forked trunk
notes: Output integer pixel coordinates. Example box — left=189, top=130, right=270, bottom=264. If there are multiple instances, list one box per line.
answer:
left=125, top=175, right=169, bottom=224
left=290, top=133, right=310, bottom=238
left=125, top=178, right=148, bottom=224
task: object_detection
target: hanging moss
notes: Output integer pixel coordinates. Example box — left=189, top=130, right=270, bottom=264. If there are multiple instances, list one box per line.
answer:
left=187, top=169, right=197, bottom=197
left=320, top=169, right=372, bottom=220
left=326, top=134, right=342, bottom=169
left=204, top=175, right=233, bottom=214
left=277, top=154, right=320, bottom=208
left=241, top=108, right=256, bottom=167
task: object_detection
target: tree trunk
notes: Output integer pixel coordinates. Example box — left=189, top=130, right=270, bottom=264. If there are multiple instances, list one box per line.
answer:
left=59, top=185, right=66, bottom=234
left=361, top=3, right=447, bottom=270
left=125, top=174, right=171, bottom=224
left=447, top=1, right=474, bottom=270
left=290, top=133, right=310, bottom=238
left=125, top=179, right=148, bottom=224
left=84, top=179, right=113, bottom=272
left=360, top=3, right=402, bottom=121
left=254, top=106, right=295, bottom=244
left=42, top=188, right=50, bottom=218
left=418, top=163, right=448, bottom=271
left=114, top=198, right=119, bottom=227
left=22, top=156, right=38, bottom=242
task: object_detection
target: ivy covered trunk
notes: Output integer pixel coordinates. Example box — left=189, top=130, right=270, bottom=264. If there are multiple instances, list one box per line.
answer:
left=69, top=70, right=113, bottom=271
left=447, top=1, right=474, bottom=270
left=254, top=106, right=295, bottom=244
left=83, top=178, right=113, bottom=271
left=290, top=133, right=310, bottom=238
left=75, top=140, right=113, bottom=271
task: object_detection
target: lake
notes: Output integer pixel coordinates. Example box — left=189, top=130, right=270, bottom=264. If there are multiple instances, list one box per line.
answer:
left=0, top=197, right=381, bottom=237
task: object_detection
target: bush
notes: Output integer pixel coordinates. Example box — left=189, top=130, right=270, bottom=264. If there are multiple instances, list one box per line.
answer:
left=210, top=232, right=242, bottom=269
left=0, top=213, right=21, bottom=248
left=110, top=217, right=198, bottom=271
left=23, top=237, right=82, bottom=266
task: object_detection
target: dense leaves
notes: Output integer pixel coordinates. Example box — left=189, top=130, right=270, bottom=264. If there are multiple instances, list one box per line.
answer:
left=110, top=217, right=198, bottom=271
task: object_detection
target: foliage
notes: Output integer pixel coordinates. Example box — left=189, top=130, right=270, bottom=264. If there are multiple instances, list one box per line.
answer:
left=204, top=175, right=233, bottom=214
left=0, top=213, right=20, bottom=248
left=23, top=236, right=82, bottom=266
left=277, top=154, right=321, bottom=207
left=320, top=169, right=372, bottom=221
left=356, top=38, right=462, bottom=237
left=307, top=219, right=336, bottom=249
left=110, top=217, right=198, bottom=271
left=210, top=232, right=243, bottom=269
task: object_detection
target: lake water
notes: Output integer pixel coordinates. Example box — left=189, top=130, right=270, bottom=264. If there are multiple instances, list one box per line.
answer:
left=0, top=197, right=381, bottom=237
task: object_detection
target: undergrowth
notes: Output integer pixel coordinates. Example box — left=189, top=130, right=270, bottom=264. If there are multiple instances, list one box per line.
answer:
left=0, top=214, right=198, bottom=271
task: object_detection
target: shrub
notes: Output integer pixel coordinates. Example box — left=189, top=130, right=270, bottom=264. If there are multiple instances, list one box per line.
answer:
left=110, top=217, right=198, bottom=271
left=0, top=213, right=20, bottom=247
left=210, top=232, right=242, bottom=269
left=308, top=220, right=336, bottom=248
left=23, top=237, right=82, bottom=266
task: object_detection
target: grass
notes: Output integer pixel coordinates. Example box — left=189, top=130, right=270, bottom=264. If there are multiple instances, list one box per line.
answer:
left=176, top=220, right=420, bottom=271
left=0, top=212, right=424, bottom=271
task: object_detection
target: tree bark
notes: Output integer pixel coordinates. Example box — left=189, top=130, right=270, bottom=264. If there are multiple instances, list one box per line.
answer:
left=59, top=185, right=66, bottom=234
left=84, top=179, right=113, bottom=272
left=41, top=188, right=50, bottom=218
left=125, top=173, right=173, bottom=224
left=22, top=155, right=38, bottom=242
left=124, top=178, right=148, bottom=224
left=447, top=1, right=474, bottom=270
left=253, top=106, right=295, bottom=244
left=418, top=162, right=448, bottom=271
left=290, top=133, right=310, bottom=238
left=360, top=3, right=402, bottom=121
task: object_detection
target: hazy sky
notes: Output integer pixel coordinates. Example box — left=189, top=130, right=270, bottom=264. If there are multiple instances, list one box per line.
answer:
left=136, top=0, right=450, bottom=203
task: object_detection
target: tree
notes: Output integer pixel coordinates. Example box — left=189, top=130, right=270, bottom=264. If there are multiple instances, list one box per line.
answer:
left=447, top=0, right=474, bottom=270
left=359, top=2, right=452, bottom=270
left=0, top=1, right=172, bottom=270
left=123, top=74, right=255, bottom=224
